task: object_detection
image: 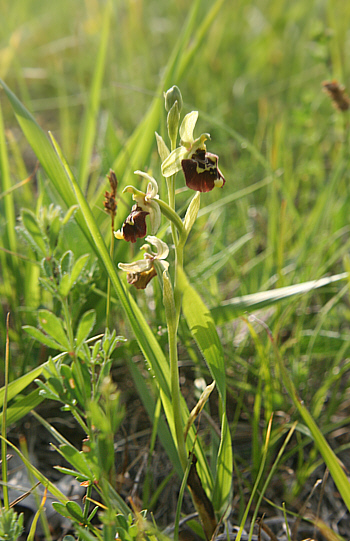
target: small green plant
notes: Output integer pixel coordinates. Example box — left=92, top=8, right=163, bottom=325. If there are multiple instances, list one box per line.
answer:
left=0, top=508, right=24, bottom=541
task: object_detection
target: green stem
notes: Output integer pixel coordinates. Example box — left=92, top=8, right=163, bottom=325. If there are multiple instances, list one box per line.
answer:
left=83, top=483, right=93, bottom=521
left=1, top=313, right=10, bottom=510
left=106, top=221, right=114, bottom=328
left=168, top=305, right=187, bottom=469
left=163, top=134, right=187, bottom=470
left=161, top=180, right=182, bottom=242
left=61, top=298, right=75, bottom=353
left=70, top=408, right=89, bottom=434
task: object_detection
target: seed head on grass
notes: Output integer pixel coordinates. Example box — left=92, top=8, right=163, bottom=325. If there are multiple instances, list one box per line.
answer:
left=322, top=80, right=350, bottom=112
left=104, top=169, right=118, bottom=229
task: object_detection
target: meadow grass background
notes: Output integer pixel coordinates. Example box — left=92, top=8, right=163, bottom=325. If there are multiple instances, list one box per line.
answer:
left=1, top=0, right=350, bottom=524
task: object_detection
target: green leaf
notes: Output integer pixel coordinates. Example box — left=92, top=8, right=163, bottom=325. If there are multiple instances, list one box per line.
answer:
left=182, top=192, right=200, bottom=240
left=56, top=444, right=94, bottom=480
left=62, top=205, right=78, bottom=225
left=23, top=325, right=66, bottom=351
left=38, top=309, right=71, bottom=351
left=75, top=310, right=96, bottom=350
left=66, top=501, right=85, bottom=521
left=60, top=253, right=90, bottom=297
left=71, top=359, right=90, bottom=406
left=212, top=414, right=233, bottom=515
left=178, top=268, right=226, bottom=404
left=58, top=252, right=90, bottom=298
left=60, top=250, right=73, bottom=275
left=35, top=379, right=60, bottom=401
left=52, top=502, right=73, bottom=520
left=58, top=274, right=72, bottom=298
left=74, top=524, right=102, bottom=541
left=0, top=390, right=44, bottom=427
left=54, top=466, right=90, bottom=481
left=155, top=132, right=170, bottom=162
left=179, top=269, right=233, bottom=513
left=20, top=209, right=46, bottom=257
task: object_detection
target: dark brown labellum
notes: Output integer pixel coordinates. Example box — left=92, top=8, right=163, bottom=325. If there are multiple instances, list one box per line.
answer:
left=181, top=149, right=226, bottom=192
left=122, top=204, right=149, bottom=243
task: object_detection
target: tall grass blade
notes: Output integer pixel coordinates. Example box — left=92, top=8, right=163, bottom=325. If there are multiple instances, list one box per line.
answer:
left=0, top=437, right=69, bottom=502
left=0, top=79, right=94, bottom=248
left=272, top=339, right=350, bottom=512
left=1, top=313, right=10, bottom=509
left=235, top=416, right=273, bottom=541
left=77, top=0, right=112, bottom=191
left=211, top=272, right=348, bottom=324
left=178, top=268, right=232, bottom=513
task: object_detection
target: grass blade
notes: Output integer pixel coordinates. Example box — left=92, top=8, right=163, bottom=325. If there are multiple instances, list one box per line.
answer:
left=211, top=272, right=348, bottom=324
left=179, top=268, right=232, bottom=512
left=77, top=0, right=112, bottom=191
left=0, top=79, right=94, bottom=248
left=272, top=338, right=350, bottom=512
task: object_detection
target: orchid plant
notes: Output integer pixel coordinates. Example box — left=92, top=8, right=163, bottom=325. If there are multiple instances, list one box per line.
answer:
left=113, top=86, right=230, bottom=538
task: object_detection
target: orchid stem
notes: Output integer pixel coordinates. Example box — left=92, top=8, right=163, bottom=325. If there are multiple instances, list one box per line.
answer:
left=164, top=136, right=187, bottom=471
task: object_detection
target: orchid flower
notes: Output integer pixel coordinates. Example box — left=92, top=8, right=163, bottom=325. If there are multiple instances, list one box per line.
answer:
left=118, top=236, right=169, bottom=289
left=115, top=172, right=161, bottom=242
left=161, top=111, right=226, bottom=192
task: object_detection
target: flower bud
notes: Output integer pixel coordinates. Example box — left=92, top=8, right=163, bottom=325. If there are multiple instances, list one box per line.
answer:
left=164, top=85, right=183, bottom=113
left=167, top=100, right=180, bottom=147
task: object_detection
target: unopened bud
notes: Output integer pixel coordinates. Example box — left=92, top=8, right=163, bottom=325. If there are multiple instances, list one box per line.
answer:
left=164, top=85, right=183, bottom=113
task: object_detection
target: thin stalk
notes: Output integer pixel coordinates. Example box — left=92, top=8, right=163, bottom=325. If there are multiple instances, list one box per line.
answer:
left=61, top=298, right=74, bottom=352
left=168, top=314, right=187, bottom=469
left=83, top=483, right=93, bottom=521
left=1, top=313, right=10, bottom=510
left=70, top=408, right=89, bottom=434
left=169, top=175, right=178, bottom=245
left=163, top=270, right=187, bottom=470
left=157, top=197, right=184, bottom=235
left=106, top=224, right=114, bottom=328
left=19, top=436, right=52, bottom=541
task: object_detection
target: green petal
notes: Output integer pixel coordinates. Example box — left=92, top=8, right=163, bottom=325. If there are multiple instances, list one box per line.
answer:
left=179, top=111, right=198, bottom=145
left=161, top=146, right=188, bottom=178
